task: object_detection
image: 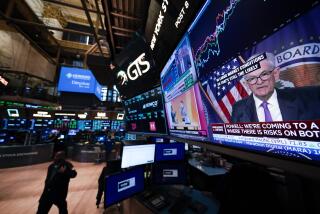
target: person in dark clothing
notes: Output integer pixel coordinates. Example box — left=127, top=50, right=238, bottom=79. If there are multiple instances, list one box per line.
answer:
left=96, top=166, right=108, bottom=208
left=37, top=151, right=77, bottom=214
left=96, top=160, right=121, bottom=208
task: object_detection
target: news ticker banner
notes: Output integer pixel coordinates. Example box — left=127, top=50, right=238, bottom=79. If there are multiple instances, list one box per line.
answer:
left=211, top=120, right=320, bottom=160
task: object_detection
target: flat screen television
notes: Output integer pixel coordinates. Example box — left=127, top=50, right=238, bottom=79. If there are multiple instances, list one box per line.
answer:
left=32, top=119, right=54, bottom=130
left=162, top=83, right=208, bottom=141
left=92, top=120, right=110, bottom=131
left=58, top=66, right=96, bottom=94
left=155, top=143, right=185, bottom=162
left=111, top=120, right=124, bottom=131
left=68, top=129, right=78, bottom=136
left=54, top=119, right=77, bottom=130
left=152, top=162, right=187, bottom=185
left=121, top=144, right=156, bottom=168
left=124, top=86, right=167, bottom=134
left=96, top=135, right=106, bottom=143
left=105, top=167, right=144, bottom=207
left=78, top=120, right=92, bottom=130
left=185, top=0, right=320, bottom=162
left=3, top=119, right=28, bottom=130
left=124, top=133, right=137, bottom=141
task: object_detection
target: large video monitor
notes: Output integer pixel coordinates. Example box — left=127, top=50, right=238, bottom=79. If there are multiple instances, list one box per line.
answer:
left=58, top=66, right=96, bottom=94
left=31, top=119, right=54, bottom=130
left=121, top=144, right=156, bottom=168
left=155, top=143, right=185, bottom=162
left=163, top=83, right=208, bottom=141
left=187, top=0, right=320, bottom=162
left=124, top=86, right=167, bottom=134
left=105, top=167, right=144, bottom=207
left=92, top=120, right=110, bottom=131
left=77, top=120, right=92, bottom=130
left=54, top=118, right=77, bottom=130
left=3, top=118, right=28, bottom=130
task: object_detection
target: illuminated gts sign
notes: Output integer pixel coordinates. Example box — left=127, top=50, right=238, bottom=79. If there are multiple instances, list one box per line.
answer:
left=117, top=53, right=151, bottom=85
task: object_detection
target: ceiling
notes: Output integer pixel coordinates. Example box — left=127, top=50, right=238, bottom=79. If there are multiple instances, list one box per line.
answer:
left=0, top=0, right=151, bottom=76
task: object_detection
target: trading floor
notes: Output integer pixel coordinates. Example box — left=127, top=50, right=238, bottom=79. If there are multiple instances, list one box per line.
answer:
left=1, top=0, right=320, bottom=213
left=0, top=162, right=116, bottom=214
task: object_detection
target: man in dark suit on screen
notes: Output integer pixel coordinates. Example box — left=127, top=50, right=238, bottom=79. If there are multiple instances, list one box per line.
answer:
left=231, top=52, right=320, bottom=123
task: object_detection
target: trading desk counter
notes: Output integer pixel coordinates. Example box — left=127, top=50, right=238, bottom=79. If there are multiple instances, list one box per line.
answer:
left=72, top=144, right=106, bottom=163
left=124, top=185, right=220, bottom=214
left=188, top=158, right=227, bottom=176
left=0, top=143, right=53, bottom=168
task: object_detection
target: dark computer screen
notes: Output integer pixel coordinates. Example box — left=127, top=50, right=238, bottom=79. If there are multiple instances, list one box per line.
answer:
left=152, top=162, right=187, bottom=185
left=155, top=143, right=185, bottom=162
left=105, top=167, right=144, bottom=207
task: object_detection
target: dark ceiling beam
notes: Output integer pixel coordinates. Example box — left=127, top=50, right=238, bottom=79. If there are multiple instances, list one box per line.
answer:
left=110, top=12, right=142, bottom=22
left=102, top=0, right=116, bottom=57
left=112, top=25, right=135, bottom=33
left=114, top=32, right=132, bottom=38
left=94, top=0, right=105, bottom=31
left=3, top=16, right=94, bottom=36
left=42, top=0, right=104, bottom=15
left=80, top=0, right=104, bottom=57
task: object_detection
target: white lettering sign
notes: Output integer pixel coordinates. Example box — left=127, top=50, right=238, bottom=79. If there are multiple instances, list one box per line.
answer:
left=175, top=1, right=190, bottom=28
left=117, top=53, right=151, bottom=85
left=150, top=0, right=169, bottom=50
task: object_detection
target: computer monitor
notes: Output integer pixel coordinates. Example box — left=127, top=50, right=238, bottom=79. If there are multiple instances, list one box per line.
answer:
left=96, top=135, right=106, bottom=143
left=155, top=143, right=185, bottom=162
left=121, top=144, right=155, bottom=168
left=58, top=134, right=65, bottom=140
left=125, top=133, right=136, bottom=141
left=105, top=167, right=144, bottom=207
left=152, top=162, right=187, bottom=185
left=68, top=129, right=78, bottom=136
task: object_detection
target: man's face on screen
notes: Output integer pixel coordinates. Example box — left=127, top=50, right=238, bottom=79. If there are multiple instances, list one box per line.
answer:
left=245, top=59, right=279, bottom=100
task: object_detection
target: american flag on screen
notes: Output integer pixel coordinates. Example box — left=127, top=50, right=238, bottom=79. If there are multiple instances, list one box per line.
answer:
left=202, top=57, right=251, bottom=123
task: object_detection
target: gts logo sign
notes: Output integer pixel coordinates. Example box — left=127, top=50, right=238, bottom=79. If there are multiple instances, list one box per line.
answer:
left=117, top=53, right=151, bottom=85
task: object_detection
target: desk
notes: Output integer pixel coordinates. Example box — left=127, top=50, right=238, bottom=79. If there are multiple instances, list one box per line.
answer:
left=188, top=159, right=227, bottom=176
left=0, top=144, right=53, bottom=168
left=134, top=185, right=220, bottom=214
left=188, top=158, right=228, bottom=193
left=72, top=144, right=105, bottom=163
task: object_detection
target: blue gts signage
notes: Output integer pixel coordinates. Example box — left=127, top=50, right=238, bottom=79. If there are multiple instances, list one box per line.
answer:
left=58, top=67, right=96, bottom=94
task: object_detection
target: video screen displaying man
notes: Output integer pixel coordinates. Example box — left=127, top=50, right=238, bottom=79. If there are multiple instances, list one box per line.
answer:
left=231, top=52, right=320, bottom=123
